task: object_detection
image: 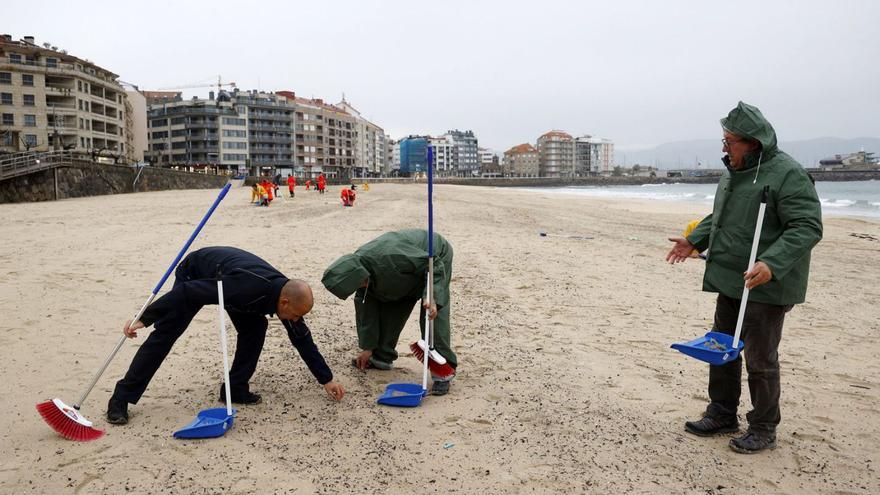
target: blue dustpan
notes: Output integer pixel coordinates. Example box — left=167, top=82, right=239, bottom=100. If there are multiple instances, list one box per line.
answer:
left=377, top=383, right=426, bottom=407
left=173, top=407, right=237, bottom=439
left=671, top=331, right=744, bottom=366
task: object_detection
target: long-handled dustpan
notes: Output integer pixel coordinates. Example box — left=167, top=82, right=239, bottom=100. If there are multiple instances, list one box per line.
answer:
left=174, top=273, right=236, bottom=438
left=672, top=186, right=769, bottom=365
left=378, top=147, right=437, bottom=407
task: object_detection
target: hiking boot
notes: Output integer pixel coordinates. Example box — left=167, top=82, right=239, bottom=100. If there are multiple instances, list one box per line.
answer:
left=432, top=380, right=451, bottom=396
left=729, top=431, right=777, bottom=454
left=684, top=415, right=739, bottom=437
left=106, top=398, right=129, bottom=425
left=218, top=387, right=262, bottom=405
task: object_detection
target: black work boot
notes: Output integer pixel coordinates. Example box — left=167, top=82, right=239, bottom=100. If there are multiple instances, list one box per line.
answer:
left=106, top=398, right=129, bottom=425
left=684, top=415, right=739, bottom=437
left=729, top=431, right=777, bottom=454
left=432, top=380, right=451, bottom=396
left=218, top=386, right=262, bottom=405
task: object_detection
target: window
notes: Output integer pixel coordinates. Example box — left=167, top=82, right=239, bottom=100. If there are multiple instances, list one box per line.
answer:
left=222, top=141, right=246, bottom=149
left=24, top=115, right=37, bottom=127
left=23, top=94, right=35, bottom=106
left=24, top=134, right=37, bottom=146
left=79, top=118, right=84, bottom=129
left=170, top=117, right=185, bottom=125
left=222, top=117, right=245, bottom=126
left=77, top=80, right=82, bottom=91
left=3, top=133, right=13, bottom=146
left=45, top=58, right=57, bottom=68
left=81, top=137, right=85, bottom=148
left=0, top=93, right=12, bottom=105
left=151, top=131, right=168, bottom=139
left=22, top=74, right=34, bottom=86
left=9, top=54, right=22, bottom=64
left=151, top=118, right=168, bottom=127
left=2, top=113, right=13, bottom=125
left=0, top=72, right=10, bottom=84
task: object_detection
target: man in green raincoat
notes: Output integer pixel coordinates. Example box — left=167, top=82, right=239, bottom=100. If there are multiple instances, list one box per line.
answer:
left=667, top=102, right=822, bottom=453
left=322, top=229, right=457, bottom=395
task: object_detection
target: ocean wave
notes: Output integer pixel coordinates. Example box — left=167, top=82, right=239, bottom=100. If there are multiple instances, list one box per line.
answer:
left=820, top=198, right=857, bottom=208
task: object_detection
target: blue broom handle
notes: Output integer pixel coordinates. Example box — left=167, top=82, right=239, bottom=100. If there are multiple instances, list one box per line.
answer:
left=74, top=183, right=231, bottom=409
left=152, top=183, right=231, bottom=294
left=427, top=146, right=434, bottom=257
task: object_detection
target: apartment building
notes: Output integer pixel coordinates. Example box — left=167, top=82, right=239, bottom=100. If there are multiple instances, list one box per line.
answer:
left=446, top=129, right=479, bottom=177
left=236, top=90, right=294, bottom=175
left=146, top=95, right=247, bottom=173
left=503, top=143, right=540, bottom=177
left=336, top=99, right=386, bottom=177
left=0, top=34, right=132, bottom=161
left=428, top=135, right=456, bottom=176
left=388, top=137, right=400, bottom=175
left=537, top=130, right=575, bottom=177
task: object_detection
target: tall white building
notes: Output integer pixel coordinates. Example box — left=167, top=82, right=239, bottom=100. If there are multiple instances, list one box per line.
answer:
left=428, top=135, right=456, bottom=176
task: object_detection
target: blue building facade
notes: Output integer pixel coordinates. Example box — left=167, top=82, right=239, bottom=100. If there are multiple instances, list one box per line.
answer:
left=399, top=136, right=428, bottom=175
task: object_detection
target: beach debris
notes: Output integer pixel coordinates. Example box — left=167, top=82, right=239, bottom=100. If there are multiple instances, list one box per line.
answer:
left=539, top=231, right=594, bottom=240
left=849, top=233, right=878, bottom=241
left=703, top=338, right=727, bottom=351
left=443, top=442, right=454, bottom=449
left=627, top=236, right=639, bottom=241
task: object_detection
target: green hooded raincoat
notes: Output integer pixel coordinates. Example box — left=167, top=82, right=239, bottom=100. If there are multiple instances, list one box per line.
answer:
left=687, top=102, right=823, bottom=305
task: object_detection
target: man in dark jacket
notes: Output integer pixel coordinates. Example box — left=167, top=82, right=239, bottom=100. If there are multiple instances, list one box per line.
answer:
left=107, top=246, right=345, bottom=425
left=667, top=102, right=822, bottom=453
left=321, top=229, right=457, bottom=395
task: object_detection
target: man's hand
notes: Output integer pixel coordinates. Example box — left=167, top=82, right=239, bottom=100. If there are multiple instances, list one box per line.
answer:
left=323, top=381, right=345, bottom=401
left=744, top=261, right=773, bottom=289
left=123, top=319, right=144, bottom=339
left=666, top=237, right=696, bottom=264
left=355, top=349, right=373, bottom=371
left=423, top=300, right=438, bottom=320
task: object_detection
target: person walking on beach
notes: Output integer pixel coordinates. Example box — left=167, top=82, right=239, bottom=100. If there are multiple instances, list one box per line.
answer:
left=106, top=246, right=346, bottom=425
left=321, top=229, right=457, bottom=395
left=287, top=175, right=296, bottom=198
left=317, top=173, right=326, bottom=194
left=666, top=101, right=822, bottom=453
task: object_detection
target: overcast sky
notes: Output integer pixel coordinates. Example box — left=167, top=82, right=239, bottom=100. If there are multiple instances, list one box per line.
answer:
left=8, top=0, right=879, bottom=152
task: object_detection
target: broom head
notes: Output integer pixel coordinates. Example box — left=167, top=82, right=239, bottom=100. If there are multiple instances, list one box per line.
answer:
left=36, top=398, right=104, bottom=442
left=410, top=340, right=455, bottom=379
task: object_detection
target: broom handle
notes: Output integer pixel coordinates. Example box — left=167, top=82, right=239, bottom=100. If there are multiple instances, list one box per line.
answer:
left=73, top=183, right=231, bottom=409
left=731, top=186, right=769, bottom=349
left=217, top=278, right=233, bottom=417
left=422, top=146, right=434, bottom=392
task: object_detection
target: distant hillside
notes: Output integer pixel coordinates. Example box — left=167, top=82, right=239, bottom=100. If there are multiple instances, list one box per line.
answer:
left=617, top=137, right=880, bottom=169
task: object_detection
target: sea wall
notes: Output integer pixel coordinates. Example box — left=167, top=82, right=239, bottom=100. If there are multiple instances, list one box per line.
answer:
left=0, top=161, right=227, bottom=204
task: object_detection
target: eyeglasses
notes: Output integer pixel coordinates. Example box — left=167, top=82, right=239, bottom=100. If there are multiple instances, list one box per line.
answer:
left=722, top=138, right=743, bottom=147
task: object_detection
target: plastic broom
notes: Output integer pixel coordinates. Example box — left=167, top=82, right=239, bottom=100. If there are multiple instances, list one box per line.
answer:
left=36, top=183, right=231, bottom=441
left=410, top=146, right=455, bottom=380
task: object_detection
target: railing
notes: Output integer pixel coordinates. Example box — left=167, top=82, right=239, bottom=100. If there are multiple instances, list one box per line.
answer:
left=0, top=150, right=80, bottom=181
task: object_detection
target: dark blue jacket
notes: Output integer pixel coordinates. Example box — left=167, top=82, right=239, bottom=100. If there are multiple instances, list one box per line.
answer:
left=140, top=246, right=333, bottom=384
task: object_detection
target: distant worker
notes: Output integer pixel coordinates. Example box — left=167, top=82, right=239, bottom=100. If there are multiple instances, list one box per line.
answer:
left=317, top=173, right=326, bottom=194
left=287, top=175, right=296, bottom=198
left=362, top=182, right=369, bottom=191
left=341, top=186, right=356, bottom=207
left=305, top=179, right=312, bottom=191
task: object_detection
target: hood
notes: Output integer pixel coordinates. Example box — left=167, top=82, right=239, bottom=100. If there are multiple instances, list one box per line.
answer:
left=720, top=101, right=778, bottom=154
left=321, top=254, right=369, bottom=300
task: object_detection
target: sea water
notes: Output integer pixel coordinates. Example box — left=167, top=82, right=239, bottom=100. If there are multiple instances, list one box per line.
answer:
left=524, top=181, right=880, bottom=219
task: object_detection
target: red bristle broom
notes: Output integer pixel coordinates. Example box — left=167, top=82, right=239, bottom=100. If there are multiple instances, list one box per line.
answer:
left=408, top=146, right=455, bottom=380
left=37, top=183, right=231, bottom=441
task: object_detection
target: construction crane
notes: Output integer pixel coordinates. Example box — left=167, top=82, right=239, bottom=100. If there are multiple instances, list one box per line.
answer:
left=157, top=75, right=237, bottom=94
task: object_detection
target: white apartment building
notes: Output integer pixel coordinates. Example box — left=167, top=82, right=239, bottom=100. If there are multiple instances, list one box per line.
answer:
left=1, top=34, right=133, bottom=161
left=428, top=135, right=456, bottom=176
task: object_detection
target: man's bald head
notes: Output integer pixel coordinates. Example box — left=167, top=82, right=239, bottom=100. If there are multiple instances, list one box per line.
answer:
left=277, top=279, right=314, bottom=321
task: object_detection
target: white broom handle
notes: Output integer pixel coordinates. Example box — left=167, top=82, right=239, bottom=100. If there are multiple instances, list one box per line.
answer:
left=74, top=294, right=155, bottom=409
left=422, top=267, right=432, bottom=392
left=731, top=188, right=769, bottom=347
left=217, top=279, right=233, bottom=416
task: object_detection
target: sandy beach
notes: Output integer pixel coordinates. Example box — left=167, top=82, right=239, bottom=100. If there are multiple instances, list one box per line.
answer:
left=0, top=183, right=877, bottom=494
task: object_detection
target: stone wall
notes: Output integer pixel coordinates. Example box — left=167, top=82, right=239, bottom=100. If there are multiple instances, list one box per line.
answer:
left=0, top=161, right=228, bottom=203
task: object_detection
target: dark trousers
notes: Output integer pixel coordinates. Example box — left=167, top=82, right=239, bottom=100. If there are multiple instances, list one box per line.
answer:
left=112, top=280, right=268, bottom=405
left=705, top=293, right=790, bottom=434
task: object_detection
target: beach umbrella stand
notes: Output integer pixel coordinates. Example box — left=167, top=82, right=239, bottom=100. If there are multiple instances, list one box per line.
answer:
left=173, top=271, right=237, bottom=438
left=672, top=186, right=769, bottom=365
left=377, top=147, right=437, bottom=407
